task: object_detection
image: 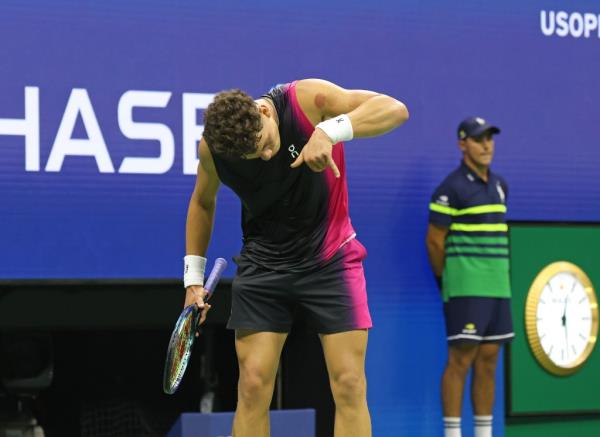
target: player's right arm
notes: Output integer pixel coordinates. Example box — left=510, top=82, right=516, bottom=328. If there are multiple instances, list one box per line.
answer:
left=426, top=223, right=448, bottom=279
left=184, top=138, right=221, bottom=322
left=426, top=184, right=456, bottom=289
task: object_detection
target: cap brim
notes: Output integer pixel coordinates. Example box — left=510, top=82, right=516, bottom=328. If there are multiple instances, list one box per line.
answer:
left=470, top=124, right=500, bottom=138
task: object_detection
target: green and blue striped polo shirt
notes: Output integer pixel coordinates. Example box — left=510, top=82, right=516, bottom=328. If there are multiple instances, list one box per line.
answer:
left=429, top=161, right=511, bottom=301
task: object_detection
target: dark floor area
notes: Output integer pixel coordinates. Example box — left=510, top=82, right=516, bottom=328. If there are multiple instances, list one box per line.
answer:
left=0, top=325, right=334, bottom=437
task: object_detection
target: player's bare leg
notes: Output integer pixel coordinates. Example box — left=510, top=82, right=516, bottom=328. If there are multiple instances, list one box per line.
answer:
left=442, top=343, right=479, bottom=417
left=320, top=330, right=371, bottom=437
left=471, top=343, right=500, bottom=415
left=232, top=330, right=287, bottom=437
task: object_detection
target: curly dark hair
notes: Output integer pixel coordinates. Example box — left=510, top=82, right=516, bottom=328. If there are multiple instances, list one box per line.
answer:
left=203, top=89, right=262, bottom=159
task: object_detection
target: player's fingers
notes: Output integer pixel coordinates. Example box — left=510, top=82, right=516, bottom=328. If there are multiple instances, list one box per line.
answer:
left=193, top=289, right=205, bottom=308
left=312, top=156, right=326, bottom=168
left=290, top=150, right=305, bottom=168
left=328, top=156, right=340, bottom=178
left=306, top=161, right=320, bottom=172
left=304, top=154, right=324, bottom=171
left=198, top=304, right=211, bottom=325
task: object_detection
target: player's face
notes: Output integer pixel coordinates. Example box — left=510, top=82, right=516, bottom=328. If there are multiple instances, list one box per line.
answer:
left=242, top=105, right=281, bottom=161
left=460, top=131, right=495, bottom=169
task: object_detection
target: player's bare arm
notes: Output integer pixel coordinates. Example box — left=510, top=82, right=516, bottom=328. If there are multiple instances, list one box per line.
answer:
left=184, top=138, right=221, bottom=319
left=186, top=138, right=220, bottom=256
left=291, top=78, right=409, bottom=176
left=426, top=223, right=449, bottom=278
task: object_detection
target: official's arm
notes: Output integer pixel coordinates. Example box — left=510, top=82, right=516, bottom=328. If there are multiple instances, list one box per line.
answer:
left=426, top=223, right=449, bottom=287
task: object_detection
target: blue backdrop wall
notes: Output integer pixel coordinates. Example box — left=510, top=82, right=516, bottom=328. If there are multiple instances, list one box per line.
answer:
left=2, top=1, right=600, bottom=435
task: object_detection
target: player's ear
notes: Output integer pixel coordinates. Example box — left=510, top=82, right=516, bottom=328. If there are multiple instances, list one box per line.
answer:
left=257, top=103, right=271, bottom=117
left=458, top=139, right=467, bottom=152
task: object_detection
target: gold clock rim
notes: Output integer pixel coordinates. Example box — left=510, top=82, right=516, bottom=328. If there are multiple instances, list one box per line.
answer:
left=525, top=261, right=599, bottom=376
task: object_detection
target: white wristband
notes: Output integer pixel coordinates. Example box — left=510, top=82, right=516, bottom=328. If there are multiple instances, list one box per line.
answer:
left=183, top=255, right=206, bottom=288
left=316, top=114, right=354, bottom=144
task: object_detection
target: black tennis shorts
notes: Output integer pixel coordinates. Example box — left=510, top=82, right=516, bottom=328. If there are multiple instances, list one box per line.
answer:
left=227, top=238, right=373, bottom=334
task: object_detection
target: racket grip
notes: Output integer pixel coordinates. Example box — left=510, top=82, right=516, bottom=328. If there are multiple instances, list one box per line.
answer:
left=204, top=258, right=228, bottom=294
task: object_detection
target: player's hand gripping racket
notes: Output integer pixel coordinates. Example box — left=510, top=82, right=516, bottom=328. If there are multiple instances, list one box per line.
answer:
left=163, top=257, right=228, bottom=394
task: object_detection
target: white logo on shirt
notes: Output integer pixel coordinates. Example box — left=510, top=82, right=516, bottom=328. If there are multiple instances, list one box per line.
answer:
left=436, top=195, right=449, bottom=206
left=496, top=182, right=506, bottom=203
left=288, top=144, right=299, bottom=158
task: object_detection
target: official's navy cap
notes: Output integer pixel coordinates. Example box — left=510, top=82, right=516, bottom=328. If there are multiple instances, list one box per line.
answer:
left=457, top=116, right=501, bottom=139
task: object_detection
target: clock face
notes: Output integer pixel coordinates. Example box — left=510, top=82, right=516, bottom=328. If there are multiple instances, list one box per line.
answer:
left=526, top=262, right=599, bottom=376
left=536, top=272, right=593, bottom=366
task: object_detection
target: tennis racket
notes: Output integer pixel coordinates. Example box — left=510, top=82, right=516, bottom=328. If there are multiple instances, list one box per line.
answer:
left=163, top=257, right=228, bottom=395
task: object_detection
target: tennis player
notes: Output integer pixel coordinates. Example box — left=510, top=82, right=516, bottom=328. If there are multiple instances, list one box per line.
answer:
left=183, top=79, right=408, bottom=437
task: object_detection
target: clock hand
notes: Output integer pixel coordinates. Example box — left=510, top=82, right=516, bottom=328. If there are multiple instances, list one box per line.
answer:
left=563, top=296, right=569, bottom=359
left=564, top=322, right=569, bottom=360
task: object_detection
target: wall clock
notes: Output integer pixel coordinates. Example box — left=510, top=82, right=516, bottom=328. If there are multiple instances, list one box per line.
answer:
left=525, top=261, right=598, bottom=376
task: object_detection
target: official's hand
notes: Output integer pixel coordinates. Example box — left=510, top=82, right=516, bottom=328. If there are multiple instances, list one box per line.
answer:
left=184, top=285, right=212, bottom=329
left=290, top=128, right=340, bottom=178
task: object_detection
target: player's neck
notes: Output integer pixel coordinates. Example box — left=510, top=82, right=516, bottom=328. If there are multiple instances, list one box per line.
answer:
left=463, top=158, right=489, bottom=182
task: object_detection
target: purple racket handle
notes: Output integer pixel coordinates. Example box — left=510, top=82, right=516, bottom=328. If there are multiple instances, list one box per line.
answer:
left=204, top=257, right=227, bottom=295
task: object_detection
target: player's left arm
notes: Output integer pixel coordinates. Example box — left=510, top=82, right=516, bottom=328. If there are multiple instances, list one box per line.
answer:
left=297, top=78, right=409, bottom=136
left=500, top=176, right=509, bottom=201
left=292, top=78, right=409, bottom=176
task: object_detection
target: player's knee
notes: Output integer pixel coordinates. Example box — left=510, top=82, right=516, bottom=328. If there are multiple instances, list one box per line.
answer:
left=475, top=350, right=499, bottom=374
left=238, top=366, right=275, bottom=403
left=330, top=370, right=366, bottom=407
left=447, top=351, right=475, bottom=374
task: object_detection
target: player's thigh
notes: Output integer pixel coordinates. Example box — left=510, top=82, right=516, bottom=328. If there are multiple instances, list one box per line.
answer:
left=319, top=329, right=368, bottom=378
left=474, top=342, right=501, bottom=367
left=448, top=342, right=480, bottom=369
left=235, top=330, right=288, bottom=379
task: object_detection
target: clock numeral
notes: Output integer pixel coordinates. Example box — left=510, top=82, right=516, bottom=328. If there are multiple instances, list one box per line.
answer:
left=579, top=333, right=587, bottom=340
left=570, top=280, right=577, bottom=293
